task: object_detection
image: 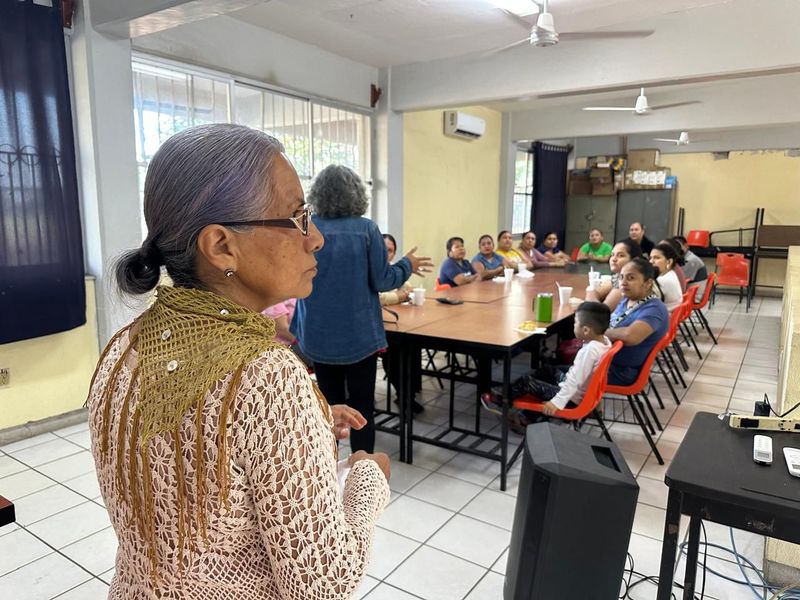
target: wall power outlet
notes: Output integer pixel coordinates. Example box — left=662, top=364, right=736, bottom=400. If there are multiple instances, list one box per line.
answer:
left=0, top=368, right=9, bottom=387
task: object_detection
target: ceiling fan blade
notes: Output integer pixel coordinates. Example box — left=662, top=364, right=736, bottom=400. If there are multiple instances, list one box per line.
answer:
left=499, top=8, right=537, bottom=32
left=559, top=30, right=654, bottom=41
left=480, top=37, right=531, bottom=57
left=653, top=138, right=680, bottom=143
left=649, top=100, right=701, bottom=111
left=582, top=106, right=634, bottom=111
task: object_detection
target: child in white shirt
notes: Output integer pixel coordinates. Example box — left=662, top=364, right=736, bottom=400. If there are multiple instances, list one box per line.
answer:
left=483, top=302, right=612, bottom=419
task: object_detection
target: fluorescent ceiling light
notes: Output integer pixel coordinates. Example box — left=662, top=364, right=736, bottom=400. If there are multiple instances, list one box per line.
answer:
left=492, top=0, right=539, bottom=17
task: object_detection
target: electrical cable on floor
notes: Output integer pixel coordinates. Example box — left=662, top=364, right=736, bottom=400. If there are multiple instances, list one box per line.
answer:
left=619, top=520, right=800, bottom=600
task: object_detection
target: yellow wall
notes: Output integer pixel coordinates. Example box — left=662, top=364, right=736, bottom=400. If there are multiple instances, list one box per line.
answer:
left=404, top=106, right=502, bottom=291
left=0, top=278, right=99, bottom=429
left=661, top=151, right=800, bottom=288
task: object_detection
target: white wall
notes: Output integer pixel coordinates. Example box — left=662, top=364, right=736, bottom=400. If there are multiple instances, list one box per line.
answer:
left=510, top=75, right=800, bottom=142
left=389, top=0, right=800, bottom=112
left=134, top=15, right=378, bottom=109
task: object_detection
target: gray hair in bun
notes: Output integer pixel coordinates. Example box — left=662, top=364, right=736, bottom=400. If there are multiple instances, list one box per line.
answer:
left=115, top=123, right=285, bottom=294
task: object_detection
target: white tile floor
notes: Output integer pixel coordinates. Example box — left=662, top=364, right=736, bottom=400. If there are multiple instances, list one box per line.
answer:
left=0, top=295, right=784, bottom=599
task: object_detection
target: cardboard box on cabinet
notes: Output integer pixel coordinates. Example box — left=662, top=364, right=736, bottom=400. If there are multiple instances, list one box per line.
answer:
left=627, top=149, right=660, bottom=170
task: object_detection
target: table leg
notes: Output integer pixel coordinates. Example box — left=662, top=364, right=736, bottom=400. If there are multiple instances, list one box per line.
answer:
left=500, top=355, right=511, bottom=491
left=657, top=488, right=681, bottom=600
left=403, top=342, right=413, bottom=464
left=682, top=516, right=702, bottom=600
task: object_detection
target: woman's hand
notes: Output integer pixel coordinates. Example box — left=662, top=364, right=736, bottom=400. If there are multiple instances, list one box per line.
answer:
left=396, top=288, right=410, bottom=303
left=405, top=246, right=434, bottom=276
left=330, top=404, right=367, bottom=440
left=349, top=450, right=391, bottom=481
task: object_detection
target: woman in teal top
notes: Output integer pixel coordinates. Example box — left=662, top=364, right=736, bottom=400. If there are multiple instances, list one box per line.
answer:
left=577, top=228, right=613, bottom=263
left=471, top=234, right=509, bottom=280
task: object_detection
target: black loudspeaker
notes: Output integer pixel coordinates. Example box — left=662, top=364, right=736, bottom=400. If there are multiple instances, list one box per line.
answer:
left=504, top=423, right=639, bottom=600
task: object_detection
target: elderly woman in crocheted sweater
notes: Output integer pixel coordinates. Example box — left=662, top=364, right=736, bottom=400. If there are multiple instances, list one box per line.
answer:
left=87, top=124, right=391, bottom=599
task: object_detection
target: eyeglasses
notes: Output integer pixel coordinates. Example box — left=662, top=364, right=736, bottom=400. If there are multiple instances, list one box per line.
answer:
left=218, top=207, right=310, bottom=236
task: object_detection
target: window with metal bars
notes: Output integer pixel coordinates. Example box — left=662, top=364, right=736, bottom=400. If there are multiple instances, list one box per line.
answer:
left=132, top=58, right=372, bottom=233
left=512, top=148, right=534, bottom=234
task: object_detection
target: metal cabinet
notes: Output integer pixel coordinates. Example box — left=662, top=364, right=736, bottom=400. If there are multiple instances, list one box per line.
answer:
left=614, top=190, right=676, bottom=246
left=564, top=194, right=617, bottom=255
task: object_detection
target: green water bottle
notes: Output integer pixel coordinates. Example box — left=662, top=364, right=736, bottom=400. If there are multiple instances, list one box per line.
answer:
left=534, top=292, right=553, bottom=322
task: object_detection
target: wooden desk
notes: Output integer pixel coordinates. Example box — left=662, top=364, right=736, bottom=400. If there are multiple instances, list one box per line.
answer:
left=657, top=412, right=800, bottom=599
left=387, top=276, right=584, bottom=489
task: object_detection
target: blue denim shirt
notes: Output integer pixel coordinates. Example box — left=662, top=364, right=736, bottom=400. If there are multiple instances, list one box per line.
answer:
left=291, top=216, right=412, bottom=364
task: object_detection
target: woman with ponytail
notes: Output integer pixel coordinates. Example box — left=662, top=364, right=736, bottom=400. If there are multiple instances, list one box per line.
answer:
left=649, top=242, right=684, bottom=312
left=605, top=258, right=669, bottom=385
left=88, top=124, right=391, bottom=599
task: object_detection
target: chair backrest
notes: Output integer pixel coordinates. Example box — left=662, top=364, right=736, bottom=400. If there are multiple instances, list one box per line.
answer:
left=571, top=246, right=580, bottom=261
left=717, top=257, right=750, bottom=284
left=716, top=252, right=745, bottom=268
left=681, top=286, right=700, bottom=321
left=662, top=300, right=684, bottom=346
left=692, top=272, right=716, bottom=309
left=435, top=277, right=452, bottom=292
left=687, top=230, right=710, bottom=248
left=555, top=341, right=624, bottom=420
left=607, top=327, right=670, bottom=394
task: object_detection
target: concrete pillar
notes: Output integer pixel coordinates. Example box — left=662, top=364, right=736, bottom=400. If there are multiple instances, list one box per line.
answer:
left=71, top=2, right=146, bottom=345
left=372, top=67, right=404, bottom=248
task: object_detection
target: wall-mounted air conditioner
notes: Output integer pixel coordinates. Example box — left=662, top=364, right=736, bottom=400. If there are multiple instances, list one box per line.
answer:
left=443, top=110, right=486, bottom=140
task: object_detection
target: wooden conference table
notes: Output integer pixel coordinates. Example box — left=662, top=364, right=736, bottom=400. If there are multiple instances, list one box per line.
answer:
left=384, top=270, right=591, bottom=490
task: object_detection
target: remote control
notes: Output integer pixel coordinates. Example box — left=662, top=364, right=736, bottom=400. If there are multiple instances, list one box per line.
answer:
left=783, top=447, right=800, bottom=478
left=753, top=435, right=773, bottom=465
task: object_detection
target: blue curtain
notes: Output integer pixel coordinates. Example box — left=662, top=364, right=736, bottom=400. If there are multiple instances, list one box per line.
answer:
left=531, top=142, right=570, bottom=246
left=0, top=0, right=84, bottom=343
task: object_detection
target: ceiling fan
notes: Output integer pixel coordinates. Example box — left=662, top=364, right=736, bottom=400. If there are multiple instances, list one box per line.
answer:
left=492, top=0, right=654, bottom=52
left=654, top=131, right=690, bottom=145
left=583, top=88, right=700, bottom=115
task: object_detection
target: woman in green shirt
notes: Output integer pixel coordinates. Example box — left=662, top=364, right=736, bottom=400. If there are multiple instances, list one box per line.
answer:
left=577, top=228, right=613, bottom=263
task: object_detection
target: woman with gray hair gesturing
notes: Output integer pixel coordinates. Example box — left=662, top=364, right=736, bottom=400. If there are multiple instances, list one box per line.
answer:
left=88, top=124, right=391, bottom=599
left=292, top=165, right=433, bottom=453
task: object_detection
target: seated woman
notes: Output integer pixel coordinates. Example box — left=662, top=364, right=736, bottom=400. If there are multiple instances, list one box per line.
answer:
left=659, top=238, right=688, bottom=291
left=673, top=235, right=708, bottom=299
left=496, top=230, right=530, bottom=269
left=471, top=234, right=509, bottom=280
left=379, top=233, right=412, bottom=305
left=518, top=230, right=560, bottom=268
left=606, top=258, right=670, bottom=385
left=585, top=238, right=643, bottom=311
left=577, top=228, right=613, bottom=263
left=439, top=236, right=479, bottom=287
left=649, top=242, right=684, bottom=312
left=538, top=231, right=572, bottom=263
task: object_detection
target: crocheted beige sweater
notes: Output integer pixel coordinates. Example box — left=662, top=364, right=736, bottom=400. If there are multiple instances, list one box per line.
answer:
left=88, top=328, right=390, bottom=599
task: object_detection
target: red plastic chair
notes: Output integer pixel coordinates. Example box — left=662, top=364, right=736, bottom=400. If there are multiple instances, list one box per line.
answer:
left=686, top=230, right=710, bottom=248
left=715, top=252, right=744, bottom=269
left=513, top=341, right=623, bottom=441
left=434, top=277, right=452, bottom=292
left=570, top=246, right=580, bottom=261
left=715, top=257, right=751, bottom=311
left=688, top=272, right=718, bottom=344
left=605, top=336, right=669, bottom=465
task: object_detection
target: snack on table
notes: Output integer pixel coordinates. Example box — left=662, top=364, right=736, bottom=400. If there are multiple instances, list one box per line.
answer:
left=516, top=320, right=538, bottom=331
